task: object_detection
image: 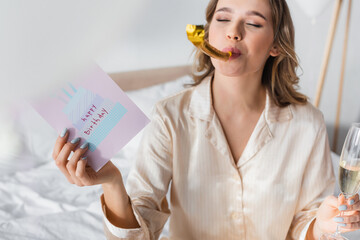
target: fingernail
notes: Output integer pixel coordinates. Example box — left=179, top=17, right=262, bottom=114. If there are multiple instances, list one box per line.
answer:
left=338, top=223, right=346, bottom=227
left=80, top=142, right=89, bottom=149
left=349, top=199, right=355, bottom=205
left=333, top=217, right=344, bottom=223
left=60, top=128, right=67, bottom=137
left=70, top=137, right=80, bottom=144
left=338, top=205, right=347, bottom=211
left=81, top=157, right=88, bottom=164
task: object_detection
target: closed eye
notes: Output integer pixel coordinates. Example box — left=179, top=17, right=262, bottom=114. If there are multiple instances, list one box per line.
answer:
left=247, top=23, right=262, bottom=28
left=216, top=19, right=230, bottom=22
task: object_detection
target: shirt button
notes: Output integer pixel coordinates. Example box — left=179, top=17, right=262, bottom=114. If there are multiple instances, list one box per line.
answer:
left=231, top=212, right=240, bottom=220
left=233, top=173, right=239, bottom=180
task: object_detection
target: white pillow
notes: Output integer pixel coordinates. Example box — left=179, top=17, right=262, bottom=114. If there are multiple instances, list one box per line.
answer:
left=0, top=101, right=58, bottom=175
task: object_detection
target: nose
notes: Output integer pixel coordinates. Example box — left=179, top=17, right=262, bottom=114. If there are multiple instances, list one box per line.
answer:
left=226, top=25, right=242, bottom=41
left=227, top=32, right=241, bottom=41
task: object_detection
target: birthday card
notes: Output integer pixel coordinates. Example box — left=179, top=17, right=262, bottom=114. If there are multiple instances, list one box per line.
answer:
left=32, top=63, right=150, bottom=172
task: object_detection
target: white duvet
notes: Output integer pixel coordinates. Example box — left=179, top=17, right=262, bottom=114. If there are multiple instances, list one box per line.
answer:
left=0, top=76, right=358, bottom=239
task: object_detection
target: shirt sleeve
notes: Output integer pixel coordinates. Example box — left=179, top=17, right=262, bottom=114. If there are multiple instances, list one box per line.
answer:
left=101, top=103, right=173, bottom=240
left=299, top=217, right=315, bottom=240
left=101, top=194, right=149, bottom=240
left=288, top=119, right=335, bottom=239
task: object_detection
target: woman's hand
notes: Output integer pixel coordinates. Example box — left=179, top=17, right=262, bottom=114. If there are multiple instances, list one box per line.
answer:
left=310, top=194, right=360, bottom=239
left=52, top=128, right=140, bottom=228
left=52, top=128, right=122, bottom=187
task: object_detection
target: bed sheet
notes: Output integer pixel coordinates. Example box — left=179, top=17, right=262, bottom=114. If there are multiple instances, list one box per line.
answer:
left=0, top=75, right=359, bottom=239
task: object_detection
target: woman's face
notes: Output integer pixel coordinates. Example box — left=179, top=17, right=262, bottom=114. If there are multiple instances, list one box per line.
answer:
left=208, top=0, right=278, bottom=77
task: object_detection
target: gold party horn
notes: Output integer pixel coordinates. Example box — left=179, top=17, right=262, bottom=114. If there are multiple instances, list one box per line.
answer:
left=186, top=24, right=231, bottom=61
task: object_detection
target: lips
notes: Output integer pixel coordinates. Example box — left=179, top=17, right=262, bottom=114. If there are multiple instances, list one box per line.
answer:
left=222, top=47, right=242, bottom=60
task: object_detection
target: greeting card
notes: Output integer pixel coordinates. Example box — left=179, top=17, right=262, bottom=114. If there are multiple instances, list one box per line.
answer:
left=31, top=63, right=150, bottom=172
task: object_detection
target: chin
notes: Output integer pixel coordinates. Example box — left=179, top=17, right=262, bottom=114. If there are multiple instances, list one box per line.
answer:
left=214, top=65, right=243, bottom=77
left=212, top=59, right=244, bottom=76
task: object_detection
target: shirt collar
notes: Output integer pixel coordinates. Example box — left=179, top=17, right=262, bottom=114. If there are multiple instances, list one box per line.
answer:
left=188, top=76, right=293, bottom=123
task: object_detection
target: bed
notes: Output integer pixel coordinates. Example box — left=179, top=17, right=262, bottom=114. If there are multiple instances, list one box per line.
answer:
left=0, top=65, right=359, bottom=239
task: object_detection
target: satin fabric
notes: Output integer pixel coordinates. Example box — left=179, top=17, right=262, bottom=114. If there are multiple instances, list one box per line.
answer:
left=101, top=77, right=335, bottom=240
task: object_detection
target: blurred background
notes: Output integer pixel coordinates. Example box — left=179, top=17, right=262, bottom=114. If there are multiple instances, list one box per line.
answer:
left=1, top=0, right=359, bottom=155
left=0, top=0, right=360, bottom=239
left=99, top=0, right=360, bottom=154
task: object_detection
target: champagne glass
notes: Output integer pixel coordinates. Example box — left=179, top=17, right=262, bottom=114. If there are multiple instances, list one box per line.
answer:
left=320, top=123, right=360, bottom=240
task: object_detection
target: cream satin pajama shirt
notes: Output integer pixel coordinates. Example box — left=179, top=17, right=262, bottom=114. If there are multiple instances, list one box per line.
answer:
left=100, top=77, right=335, bottom=240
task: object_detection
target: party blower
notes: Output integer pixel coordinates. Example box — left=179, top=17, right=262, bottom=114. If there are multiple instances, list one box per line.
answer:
left=186, top=24, right=232, bottom=61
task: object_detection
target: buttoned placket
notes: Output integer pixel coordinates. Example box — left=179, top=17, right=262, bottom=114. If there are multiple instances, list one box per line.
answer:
left=187, top=77, right=292, bottom=239
left=204, top=112, right=248, bottom=238
left=204, top=94, right=275, bottom=240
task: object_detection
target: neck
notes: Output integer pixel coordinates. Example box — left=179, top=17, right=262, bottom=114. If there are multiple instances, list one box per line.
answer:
left=212, top=71, right=266, bottom=117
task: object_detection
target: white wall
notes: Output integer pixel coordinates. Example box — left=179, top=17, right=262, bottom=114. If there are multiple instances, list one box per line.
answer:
left=96, top=0, right=360, bottom=153
left=288, top=0, right=360, bottom=153
left=95, top=0, right=209, bottom=72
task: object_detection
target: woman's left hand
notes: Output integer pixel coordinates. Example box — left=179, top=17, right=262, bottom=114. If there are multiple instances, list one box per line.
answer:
left=311, top=193, right=360, bottom=238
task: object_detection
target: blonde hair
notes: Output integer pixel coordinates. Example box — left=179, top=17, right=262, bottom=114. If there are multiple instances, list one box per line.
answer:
left=191, top=0, right=307, bottom=107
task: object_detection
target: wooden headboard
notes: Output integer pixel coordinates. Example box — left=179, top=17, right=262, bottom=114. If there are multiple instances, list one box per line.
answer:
left=109, top=65, right=192, bottom=91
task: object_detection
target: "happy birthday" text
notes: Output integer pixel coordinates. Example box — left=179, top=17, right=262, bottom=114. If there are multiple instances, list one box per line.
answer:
left=83, top=106, right=109, bottom=135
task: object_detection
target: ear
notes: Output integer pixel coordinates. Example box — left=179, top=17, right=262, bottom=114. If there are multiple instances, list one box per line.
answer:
left=269, top=44, right=280, bottom=57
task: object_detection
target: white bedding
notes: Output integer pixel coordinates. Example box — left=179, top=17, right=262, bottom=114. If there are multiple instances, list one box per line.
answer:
left=0, top=75, right=359, bottom=239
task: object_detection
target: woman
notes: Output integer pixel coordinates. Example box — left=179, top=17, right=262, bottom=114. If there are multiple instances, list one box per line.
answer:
left=52, top=0, right=360, bottom=239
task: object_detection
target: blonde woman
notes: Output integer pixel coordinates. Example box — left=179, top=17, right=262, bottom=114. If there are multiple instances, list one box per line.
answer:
left=52, top=0, right=360, bottom=239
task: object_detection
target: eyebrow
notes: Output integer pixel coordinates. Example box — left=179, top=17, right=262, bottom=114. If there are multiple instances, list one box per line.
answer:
left=215, top=7, right=267, bottom=21
left=246, top=10, right=267, bottom=21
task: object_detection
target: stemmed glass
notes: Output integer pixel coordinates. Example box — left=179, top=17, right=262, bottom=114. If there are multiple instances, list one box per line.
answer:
left=321, top=123, right=360, bottom=240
